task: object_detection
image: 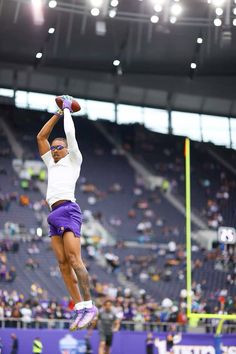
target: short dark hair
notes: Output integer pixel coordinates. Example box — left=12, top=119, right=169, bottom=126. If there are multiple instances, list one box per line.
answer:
left=51, top=137, right=68, bottom=147
left=103, top=299, right=113, bottom=306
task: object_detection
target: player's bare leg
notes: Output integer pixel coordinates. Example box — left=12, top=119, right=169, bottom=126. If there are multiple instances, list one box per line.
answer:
left=99, top=343, right=111, bottom=354
left=63, top=231, right=98, bottom=329
left=51, top=236, right=82, bottom=303
left=99, top=341, right=106, bottom=354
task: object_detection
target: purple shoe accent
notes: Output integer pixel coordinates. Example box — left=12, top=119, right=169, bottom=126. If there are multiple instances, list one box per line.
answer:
left=77, top=305, right=98, bottom=329
left=69, top=309, right=85, bottom=331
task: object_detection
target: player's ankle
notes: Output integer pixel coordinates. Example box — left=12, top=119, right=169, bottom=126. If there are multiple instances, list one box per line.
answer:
left=83, top=300, right=93, bottom=308
left=74, top=301, right=85, bottom=310
left=74, top=300, right=93, bottom=310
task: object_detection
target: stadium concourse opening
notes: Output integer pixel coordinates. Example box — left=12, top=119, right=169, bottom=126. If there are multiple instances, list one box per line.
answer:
left=0, top=0, right=235, bottom=353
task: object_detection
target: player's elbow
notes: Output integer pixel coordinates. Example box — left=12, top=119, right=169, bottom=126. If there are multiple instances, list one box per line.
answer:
left=37, top=133, right=44, bottom=141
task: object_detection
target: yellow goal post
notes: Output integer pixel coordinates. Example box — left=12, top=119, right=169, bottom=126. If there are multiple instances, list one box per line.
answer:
left=185, top=138, right=236, bottom=322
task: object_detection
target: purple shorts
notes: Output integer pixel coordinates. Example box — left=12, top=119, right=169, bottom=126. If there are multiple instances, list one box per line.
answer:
left=47, top=201, right=82, bottom=238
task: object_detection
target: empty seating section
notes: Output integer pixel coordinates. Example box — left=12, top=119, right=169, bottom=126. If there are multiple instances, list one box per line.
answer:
left=105, top=122, right=236, bottom=229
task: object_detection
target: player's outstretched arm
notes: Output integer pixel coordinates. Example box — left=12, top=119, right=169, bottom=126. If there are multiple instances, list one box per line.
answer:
left=63, top=108, right=82, bottom=163
left=37, top=113, right=61, bottom=156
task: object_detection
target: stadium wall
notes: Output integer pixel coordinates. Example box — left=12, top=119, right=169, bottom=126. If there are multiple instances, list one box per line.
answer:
left=0, top=329, right=235, bottom=354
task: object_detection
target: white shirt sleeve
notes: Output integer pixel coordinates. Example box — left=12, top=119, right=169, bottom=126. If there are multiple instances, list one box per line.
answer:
left=41, top=150, right=52, bottom=167
left=64, top=108, right=83, bottom=165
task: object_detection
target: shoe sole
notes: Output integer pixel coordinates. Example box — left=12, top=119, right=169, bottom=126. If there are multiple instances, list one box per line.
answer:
left=69, top=318, right=83, bottom=332
left=69, top=325, right=78, bottom=332
left=69, top=321, right=93, bottom=331
left=77, top=312, right=98, bottom=330
left=69, top=319, right=95, bottom=332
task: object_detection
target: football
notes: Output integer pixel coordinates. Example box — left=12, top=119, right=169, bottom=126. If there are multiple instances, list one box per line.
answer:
left=55, top=96, right=81, bottom=113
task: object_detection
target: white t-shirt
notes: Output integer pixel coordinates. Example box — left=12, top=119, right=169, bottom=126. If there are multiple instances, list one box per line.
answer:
left=41, top=110, right=83, bottom=208
left=20, top=307, right=32, bottom=323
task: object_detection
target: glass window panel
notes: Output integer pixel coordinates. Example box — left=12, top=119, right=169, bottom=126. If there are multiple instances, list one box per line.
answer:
left=230, top=118, right=236, bottom=149
left=144, top=107, right=168, bottom=134
left=0, top=88, right=14, bottom=98
left=14, top=88, right=234, bottom=151
left=15, top=91, right=28, bottom=109
left=27, top=92, right=55, bottom=111
left=117, top=104, right=143, bottom=124
left=201, top=115, right=230, bottom=147
left=172, top=111, right=201, bottom=141
left=86, top=100, right=115, bottom=121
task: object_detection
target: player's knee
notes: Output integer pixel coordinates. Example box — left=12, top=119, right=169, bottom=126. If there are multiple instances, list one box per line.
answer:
left=99, top=341, right=106, bottom=350
left=66, top=252, right=83, bottom=269
left=58, top=259, right=69, bottom=273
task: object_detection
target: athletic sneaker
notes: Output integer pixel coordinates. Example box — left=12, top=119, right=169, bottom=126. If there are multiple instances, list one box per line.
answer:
left=61, top=95, right=73, bottom=112
left=69, top=309, right=85, bottom=331
left=77, top=305, right=98, bottom=329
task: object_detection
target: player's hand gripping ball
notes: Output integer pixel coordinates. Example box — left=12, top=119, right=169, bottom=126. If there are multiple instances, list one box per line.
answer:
left=55, top=95, right=81, bottom=113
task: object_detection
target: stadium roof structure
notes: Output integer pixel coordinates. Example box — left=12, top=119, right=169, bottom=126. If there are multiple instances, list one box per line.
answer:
left=1, top=0, right=236, bottom=117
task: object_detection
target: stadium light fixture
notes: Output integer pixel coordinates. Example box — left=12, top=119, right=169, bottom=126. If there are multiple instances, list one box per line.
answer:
left=215, top=7, right=223, bottom=15
left=91, top=0, right=103, bottom=7
left=170, top=16, right=177, bottom=23
left=32, top=0, right=41, bottom=5
left=154, top=4, right=162, bottom=12
left=110, top=0, right=119, bottom=7
left=197, top=37, right=203, bottom=44
left=233, top=7, right=236, bottom=15
left=36, top=52, right=43, bottom=59
left=233, top=18, right=236, bottom=25
left=95, top=21, right=106, bottom=35
left=214, top=18, right=222, bottom=26
left=212, top=0, right=225, bottom=6
left=214, top=17, right=222, bottom=26
left=150, top=15, right=159, bottom=23
left=48, top=27, right=55, bottom=34
left=190, top=62, right=197, bottom=69
left=151, top=0, right=166, bottom=4
left=171, top=3, right=182, bottom=16
left=109, top=9, right=117, bottom=17
left=48, top=0, right=57, bottom=8
left=117, top=66, right=123, bottom=76
left=31, top=0, right=44, bottom=25
left=113, top=59, right=120, bottom=66
left=91, top=7, right=100, bottom=15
